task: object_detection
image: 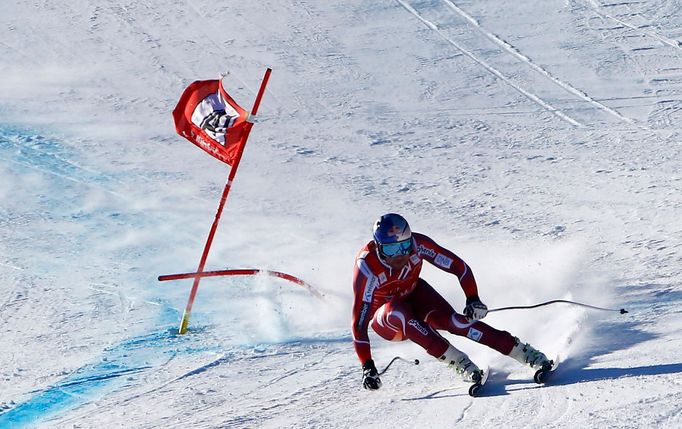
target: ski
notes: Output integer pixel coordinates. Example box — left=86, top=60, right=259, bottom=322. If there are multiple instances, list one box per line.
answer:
left=468, top=367, right=490, bottom=397
left=533, top=356, right=560, bottom=384
left=465, top=358, right=558, bottom=397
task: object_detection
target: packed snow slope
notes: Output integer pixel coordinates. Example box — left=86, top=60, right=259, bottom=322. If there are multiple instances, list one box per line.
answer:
left=1, top=0, right=681, bottom=427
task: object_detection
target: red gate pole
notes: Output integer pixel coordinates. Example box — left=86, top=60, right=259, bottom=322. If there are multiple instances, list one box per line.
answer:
left=159, top=268, right=325, bottom=300
left=178, top=68, right=272, bottom=334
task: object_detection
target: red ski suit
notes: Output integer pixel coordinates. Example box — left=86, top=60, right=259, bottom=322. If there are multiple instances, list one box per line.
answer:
left=351, top=232, right=515, bottom=365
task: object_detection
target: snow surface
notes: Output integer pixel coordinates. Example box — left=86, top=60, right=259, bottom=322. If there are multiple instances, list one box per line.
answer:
left=1, top=0, right=681, bottom=427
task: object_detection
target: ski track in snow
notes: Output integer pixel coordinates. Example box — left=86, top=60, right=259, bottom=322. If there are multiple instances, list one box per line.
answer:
left=441, top=0, right=636, bottom=126
left=581, top=0, right=682, bottom=50
left=396, top=0, right=682, bottom=130
left=582, top=0, right=682, bottom=129
left=395, top=0, right=585, bottom=127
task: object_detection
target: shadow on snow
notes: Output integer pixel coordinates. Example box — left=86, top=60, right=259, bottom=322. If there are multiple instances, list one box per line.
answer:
left=402, top=315, right=670, bottom=399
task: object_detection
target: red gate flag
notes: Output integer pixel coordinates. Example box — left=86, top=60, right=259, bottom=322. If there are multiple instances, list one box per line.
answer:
left=172, top=78, right=251, bottom=166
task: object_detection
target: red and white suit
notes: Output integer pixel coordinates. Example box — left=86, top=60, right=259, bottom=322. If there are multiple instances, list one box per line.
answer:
left=351, top=232, right=516, bottom=365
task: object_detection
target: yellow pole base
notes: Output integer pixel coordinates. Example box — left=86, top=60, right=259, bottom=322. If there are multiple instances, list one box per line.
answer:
left=179, top=310, right=191, bottom=335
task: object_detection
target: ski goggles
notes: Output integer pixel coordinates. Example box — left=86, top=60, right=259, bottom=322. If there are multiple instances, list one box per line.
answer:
left=380, top=239, right=413, bottom=257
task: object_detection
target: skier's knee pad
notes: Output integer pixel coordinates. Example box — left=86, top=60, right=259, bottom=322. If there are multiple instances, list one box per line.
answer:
left=371, top=305, right=407, bottom=341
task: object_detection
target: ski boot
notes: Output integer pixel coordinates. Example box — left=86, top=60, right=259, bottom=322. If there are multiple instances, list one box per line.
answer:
left=439, top=345, right=486, bottom=395
left=439, top=344, right=482, bottom=382
left=508, top=337, right=554, bottom=383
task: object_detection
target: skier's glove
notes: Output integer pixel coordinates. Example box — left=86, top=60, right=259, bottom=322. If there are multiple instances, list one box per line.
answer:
left=362, top=359, right=382, bottom=390
left=463, top=296, right=488, bottom=321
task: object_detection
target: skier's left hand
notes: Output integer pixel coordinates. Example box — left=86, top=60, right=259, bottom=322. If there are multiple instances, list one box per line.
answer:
left=464, top=296, right=488, bottom=321
left=362, top=359, right=382, bottom=391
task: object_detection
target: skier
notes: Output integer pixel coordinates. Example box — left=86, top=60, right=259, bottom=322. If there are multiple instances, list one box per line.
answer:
left=352, top=213, right=552, bottom=390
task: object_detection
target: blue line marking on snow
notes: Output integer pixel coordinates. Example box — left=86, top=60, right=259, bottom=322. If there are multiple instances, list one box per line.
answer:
left=0, top=124, right=118, bottom=188
left=0, top=305, right=219, bottom=428
left=0, top=124, right=214, bottom=427
left=1, top=125, right=330, bottom=426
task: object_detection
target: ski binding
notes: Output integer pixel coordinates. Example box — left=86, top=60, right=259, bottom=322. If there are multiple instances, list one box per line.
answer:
left=533, top=356, right=560, bottom=384
left=468, top=367, right=490, bottom=397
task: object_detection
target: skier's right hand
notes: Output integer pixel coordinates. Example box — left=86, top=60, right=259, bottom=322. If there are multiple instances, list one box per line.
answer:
left=362, top=359, right=382, bottom=390
left=464, top=296, right=488, bottom=321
